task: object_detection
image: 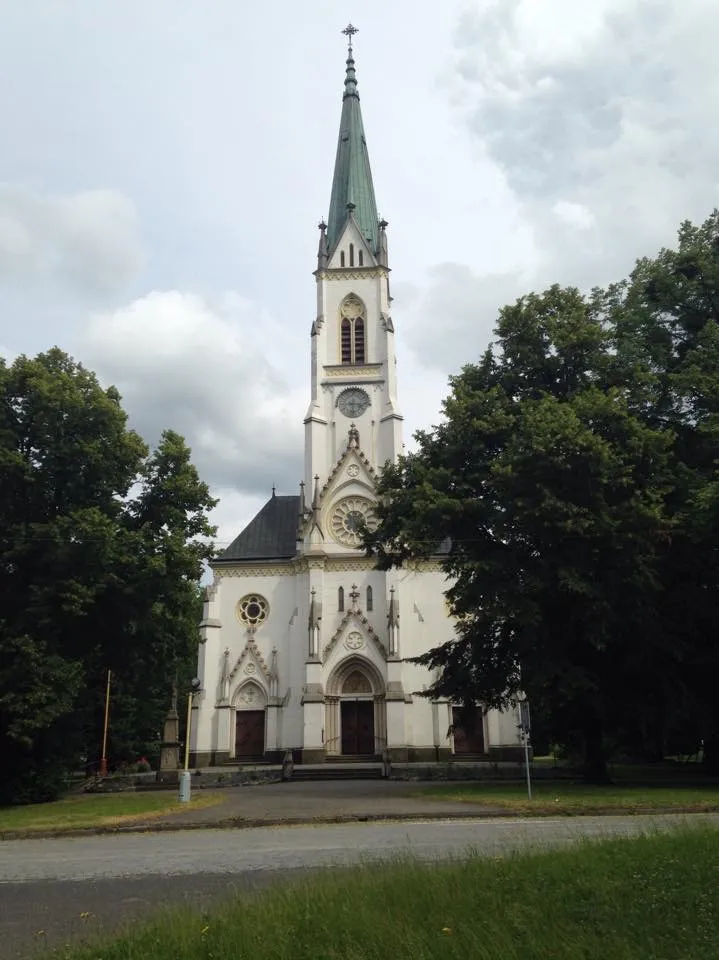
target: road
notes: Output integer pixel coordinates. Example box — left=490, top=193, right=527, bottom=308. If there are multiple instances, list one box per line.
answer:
left=1, top=814, right=716, bottom=958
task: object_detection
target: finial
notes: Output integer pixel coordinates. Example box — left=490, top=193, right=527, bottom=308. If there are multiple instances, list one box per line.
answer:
left=318, top=219, right=327, bottom=233
left=342, top=22, right=359, bottom=56
left=349, top=583, right=360, bottom=610
left=272, top=484, right=276, bottom=497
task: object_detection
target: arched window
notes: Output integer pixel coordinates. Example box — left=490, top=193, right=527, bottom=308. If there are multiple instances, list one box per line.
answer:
left=349, top=243, right=355, bottom=267
left=366, top=585, right=373, bottom=611
left=358, top=250, right=364, bottom=266
left=339, top=295, right=367, bottom=365
left=338, top=586, right=345, bottom=612
left=340, top=251, right=346, bottom=267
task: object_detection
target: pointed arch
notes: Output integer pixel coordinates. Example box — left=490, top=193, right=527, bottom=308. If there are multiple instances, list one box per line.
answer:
left=340, top=250, right=346, bottom=267
left=366, top=585, right=373, bottom=611
left=338, top=586, right=345, bottom=612
left=326, top=654, right=385, bottom=697
left=358, top=249, right=364, bottom=267
left=349, top=242, right=355, bottom=266
left=338, top=294, right=367, bottom=365
left=231, top=678, right=267, bottom=710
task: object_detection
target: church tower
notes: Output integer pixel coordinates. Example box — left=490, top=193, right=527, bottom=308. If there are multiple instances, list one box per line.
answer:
left=192, top=26, right=526, bottom=770
left=302, top=25, right=402, bottom=554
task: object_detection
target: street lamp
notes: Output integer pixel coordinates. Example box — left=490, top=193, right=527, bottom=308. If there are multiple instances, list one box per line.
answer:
left=178, top=677, right=202, bottom=803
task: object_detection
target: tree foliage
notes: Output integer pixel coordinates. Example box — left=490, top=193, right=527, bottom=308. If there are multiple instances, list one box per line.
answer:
left=367, top=212, right=719, bottom=780
left=0, top=349, right=216, bottom=802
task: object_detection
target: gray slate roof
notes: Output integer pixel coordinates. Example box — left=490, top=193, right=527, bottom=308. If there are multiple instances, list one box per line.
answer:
left=218, top=495, right=300, bottom=562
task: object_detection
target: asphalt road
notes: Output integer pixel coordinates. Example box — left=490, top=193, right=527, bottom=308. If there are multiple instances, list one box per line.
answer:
left=2, top=813, right=717, bottom=959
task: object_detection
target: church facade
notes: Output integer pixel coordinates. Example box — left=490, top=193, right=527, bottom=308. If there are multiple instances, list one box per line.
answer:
left=191, top=36, right=523, bottom=766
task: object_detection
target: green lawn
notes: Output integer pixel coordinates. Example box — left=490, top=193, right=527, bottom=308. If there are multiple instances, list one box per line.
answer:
left=418, top=781, right=719, bottom=815
left=0, top=791, right=223, bottom=835
left=57, top=827, right=719, bottom=959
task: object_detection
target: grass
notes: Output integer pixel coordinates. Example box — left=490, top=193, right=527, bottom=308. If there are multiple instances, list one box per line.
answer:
left=0, top=790, right=223, bottom=835
left=418, top=781, right=719, bottom=815
left=56, top=826, right=719, bottom=959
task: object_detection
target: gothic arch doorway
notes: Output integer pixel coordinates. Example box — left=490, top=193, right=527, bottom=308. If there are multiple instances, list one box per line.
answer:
left=232, top=681, right=267, bottom=760
left=325, top=657, right=386, bottom=757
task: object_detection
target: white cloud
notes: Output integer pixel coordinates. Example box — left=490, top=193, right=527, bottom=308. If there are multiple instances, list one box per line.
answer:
left=451, top=0, right=719, bottom=290
left=0, top=184, right=145, bottom=296
left=83, top=290, right=304, bottom=498
left=402, top=262, right=530, bottom=372
left=553, top=201, right=594, bottom=231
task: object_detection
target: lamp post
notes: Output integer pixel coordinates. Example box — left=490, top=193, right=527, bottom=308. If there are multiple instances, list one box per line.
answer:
left=178, top=677, right=201, bottom=803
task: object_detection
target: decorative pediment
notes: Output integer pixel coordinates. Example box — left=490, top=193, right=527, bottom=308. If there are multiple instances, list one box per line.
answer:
left=297, top=427, right=377, bottom=544
left=320, top=427, right=376, bottom=498
left=323, top=608, right=388, bottom=661
left=228, top=635, right=272, bottom=685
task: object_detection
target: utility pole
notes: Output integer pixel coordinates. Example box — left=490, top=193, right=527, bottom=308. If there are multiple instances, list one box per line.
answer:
left=99, top=669, right=112, bottom=777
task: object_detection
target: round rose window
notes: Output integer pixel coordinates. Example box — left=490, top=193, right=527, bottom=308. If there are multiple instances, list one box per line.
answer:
left=330, top=497, right=377, bottom=547
left=236, top=594, right=269, bottom=627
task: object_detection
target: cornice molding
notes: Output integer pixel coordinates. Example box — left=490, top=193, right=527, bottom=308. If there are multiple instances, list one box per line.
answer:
left=213, top=556, right=442, bottom=578
left=314, top=268, right=389, bottom=282
left=323, top=363, right=383, bottom=379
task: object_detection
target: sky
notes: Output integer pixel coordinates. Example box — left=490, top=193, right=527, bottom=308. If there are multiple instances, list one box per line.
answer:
left=1, top=0, right=717, bottom=550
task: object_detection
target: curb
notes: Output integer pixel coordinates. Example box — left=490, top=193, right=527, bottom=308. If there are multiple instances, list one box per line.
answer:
left=3, top=805, right=718, bottom=842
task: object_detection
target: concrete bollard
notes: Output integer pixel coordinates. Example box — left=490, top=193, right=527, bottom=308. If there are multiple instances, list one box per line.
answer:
left=178, top=769, right=191, bottom=803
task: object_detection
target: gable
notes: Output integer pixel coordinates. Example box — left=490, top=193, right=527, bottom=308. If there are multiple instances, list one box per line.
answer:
left=328, top=217, right=377, bottom=270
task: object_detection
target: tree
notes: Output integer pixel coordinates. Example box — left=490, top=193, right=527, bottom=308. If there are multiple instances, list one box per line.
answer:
left=367, top=286, right=672, bottom=781
left=0, top=349, right=216, bottom=802
left=600, top=212, right=719, bottom=768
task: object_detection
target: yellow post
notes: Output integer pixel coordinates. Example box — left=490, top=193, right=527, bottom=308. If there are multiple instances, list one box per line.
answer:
left=99, top=669, right=112, bottom=776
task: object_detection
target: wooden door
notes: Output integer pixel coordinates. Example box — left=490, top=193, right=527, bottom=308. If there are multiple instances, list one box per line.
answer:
left=452, top=706, right=485, bottom=754
left=235, top=710, right=265, bottom=758
left=341, top=700, right=375, bottom=755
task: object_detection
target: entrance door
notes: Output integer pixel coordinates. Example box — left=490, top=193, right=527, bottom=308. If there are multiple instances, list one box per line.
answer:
left=452, top=707, right=485, bottom=754
left=235, top=710, right=265, bottom=758
left=341, top=700, right=375, bottom=755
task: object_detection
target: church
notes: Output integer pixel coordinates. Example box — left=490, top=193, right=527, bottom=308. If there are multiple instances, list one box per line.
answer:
left=191, top=30, right=523, bottom=767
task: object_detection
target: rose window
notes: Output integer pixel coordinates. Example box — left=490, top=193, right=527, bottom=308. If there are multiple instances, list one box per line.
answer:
left=236, top=594, right=269, bottom=627
left=330, top=497, right=376, bottom=547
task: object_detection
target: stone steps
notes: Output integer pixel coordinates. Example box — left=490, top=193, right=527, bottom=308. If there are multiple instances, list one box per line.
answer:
left=290, top=764, right=384, bottom=782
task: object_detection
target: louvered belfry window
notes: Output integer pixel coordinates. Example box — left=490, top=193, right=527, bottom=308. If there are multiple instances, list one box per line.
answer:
left=341, top=318, right=353, bottom=364
left=339, top=294, right=367, bottom=365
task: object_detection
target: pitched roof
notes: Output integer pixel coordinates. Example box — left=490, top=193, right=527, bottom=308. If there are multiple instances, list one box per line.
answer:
left=326, top=46, right=379, bottom=255
left=217, top=495, right=300, bottom=562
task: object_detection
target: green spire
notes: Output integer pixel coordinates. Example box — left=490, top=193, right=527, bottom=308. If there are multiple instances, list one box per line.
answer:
left=326, top=25, right=379, bottom=255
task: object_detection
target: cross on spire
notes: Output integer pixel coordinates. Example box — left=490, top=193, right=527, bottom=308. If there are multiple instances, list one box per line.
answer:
left=342, top=22, right=359, bottom=55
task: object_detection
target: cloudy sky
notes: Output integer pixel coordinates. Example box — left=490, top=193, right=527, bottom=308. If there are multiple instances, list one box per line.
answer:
left=1, top=0, right=717, bottom=549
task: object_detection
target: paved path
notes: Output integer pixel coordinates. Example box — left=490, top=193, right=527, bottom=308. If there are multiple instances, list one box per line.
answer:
left=129, top=779, right=508, bottom=829
left=1, top=813, right=716, bottom=958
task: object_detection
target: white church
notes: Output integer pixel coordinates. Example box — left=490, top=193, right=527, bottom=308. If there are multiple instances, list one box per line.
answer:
left=191, top=30, right=523, bottom=767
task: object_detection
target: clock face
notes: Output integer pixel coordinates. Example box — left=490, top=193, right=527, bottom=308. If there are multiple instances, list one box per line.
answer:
left=337, top=388, right=370, bottom=418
